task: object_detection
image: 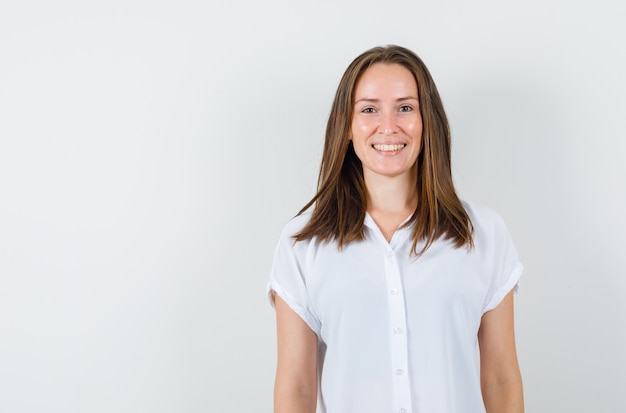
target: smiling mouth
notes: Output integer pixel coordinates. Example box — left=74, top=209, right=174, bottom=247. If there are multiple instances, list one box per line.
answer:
left=372, top=143, right=406, bottom=152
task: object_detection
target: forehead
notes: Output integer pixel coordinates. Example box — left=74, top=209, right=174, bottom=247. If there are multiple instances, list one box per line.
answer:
left=354, top=63, right=418, bottom=98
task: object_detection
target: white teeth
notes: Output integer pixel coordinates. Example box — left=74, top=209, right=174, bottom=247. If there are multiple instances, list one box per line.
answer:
left=373, top=144, right=406, bottom=152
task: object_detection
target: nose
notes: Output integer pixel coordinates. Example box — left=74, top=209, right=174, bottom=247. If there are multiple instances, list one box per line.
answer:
left=379, top=111, right=398, bottom=135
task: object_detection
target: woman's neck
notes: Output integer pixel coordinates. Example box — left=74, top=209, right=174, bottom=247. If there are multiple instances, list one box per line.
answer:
left=364, top=171, right=417, bottom=242
left=365, top=171, right=417, bottom=215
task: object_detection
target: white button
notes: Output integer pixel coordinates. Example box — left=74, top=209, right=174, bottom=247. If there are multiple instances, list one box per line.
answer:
left=394, top=327, right=403, bottom=334
left=386, top=249, right=393, bottom=257
left=390, top=288, right=399, bottom=295
left=395, top=369, right=404, bottom=375
left=400, top=409, right=407, bottom=413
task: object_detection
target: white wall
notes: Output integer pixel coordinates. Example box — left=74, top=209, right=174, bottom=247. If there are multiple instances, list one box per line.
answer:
left=1, top=0, right=624, bottom=411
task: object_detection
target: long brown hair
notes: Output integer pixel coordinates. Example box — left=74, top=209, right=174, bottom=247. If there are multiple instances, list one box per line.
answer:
left=294, top=45, right=473, bottom=256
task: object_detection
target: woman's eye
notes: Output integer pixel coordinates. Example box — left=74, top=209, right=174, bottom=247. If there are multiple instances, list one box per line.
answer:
left=399, top=105, right=413, bottom=112
left=362, top=107, right=376, bottom=113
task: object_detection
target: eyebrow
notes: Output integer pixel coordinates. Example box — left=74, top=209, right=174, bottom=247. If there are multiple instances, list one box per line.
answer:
left=354, top=96, right=419, bottom=104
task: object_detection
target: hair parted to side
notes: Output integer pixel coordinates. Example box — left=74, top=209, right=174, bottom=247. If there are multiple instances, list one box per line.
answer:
left=294, top=45, right=473, bottom=256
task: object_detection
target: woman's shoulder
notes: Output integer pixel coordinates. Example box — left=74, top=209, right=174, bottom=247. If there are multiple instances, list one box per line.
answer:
left=461, top=200, right=512, bottom=241
left=278, top=211, right=313, bottom=240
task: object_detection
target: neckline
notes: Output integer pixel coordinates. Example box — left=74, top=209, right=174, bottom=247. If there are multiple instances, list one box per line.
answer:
left=364, top=212, right=413, bottom=247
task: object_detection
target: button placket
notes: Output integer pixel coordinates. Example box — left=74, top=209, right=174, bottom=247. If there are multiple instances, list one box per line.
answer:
left=384, top=248, right=412, bottom=412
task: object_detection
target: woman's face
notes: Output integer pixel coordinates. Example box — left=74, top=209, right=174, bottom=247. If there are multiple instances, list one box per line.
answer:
left=350, top=63, right=423, bottom=181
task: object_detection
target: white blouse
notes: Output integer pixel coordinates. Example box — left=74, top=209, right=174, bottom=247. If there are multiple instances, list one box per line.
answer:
left=267, top=201, right=522, bottom=413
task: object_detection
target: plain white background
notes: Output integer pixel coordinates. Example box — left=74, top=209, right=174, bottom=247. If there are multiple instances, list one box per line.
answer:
left=1, top=0, right=624, bottom=411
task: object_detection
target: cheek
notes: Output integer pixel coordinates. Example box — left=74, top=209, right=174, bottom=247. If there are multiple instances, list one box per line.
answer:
left=352, top=118, right=376, bottom=134
left=406, top=118, right=423, bottom=137
left=359, top=124, right=371, bottom=134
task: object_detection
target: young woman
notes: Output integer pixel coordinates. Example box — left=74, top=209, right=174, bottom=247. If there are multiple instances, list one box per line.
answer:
left=267, top=45, right=524, bottom=413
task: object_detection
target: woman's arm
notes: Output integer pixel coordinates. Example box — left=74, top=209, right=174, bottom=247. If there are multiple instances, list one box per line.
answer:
left=478, top=290, right=524, bottom=413
left=274, top=293, right=318, bottom=413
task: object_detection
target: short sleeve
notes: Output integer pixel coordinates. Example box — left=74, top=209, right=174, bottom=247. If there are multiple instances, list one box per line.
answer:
left=482, top=261, right=523, bottom=313
left=465, top=202, right=524, bottom=314
left=267, top=217, right=321, bottom=337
